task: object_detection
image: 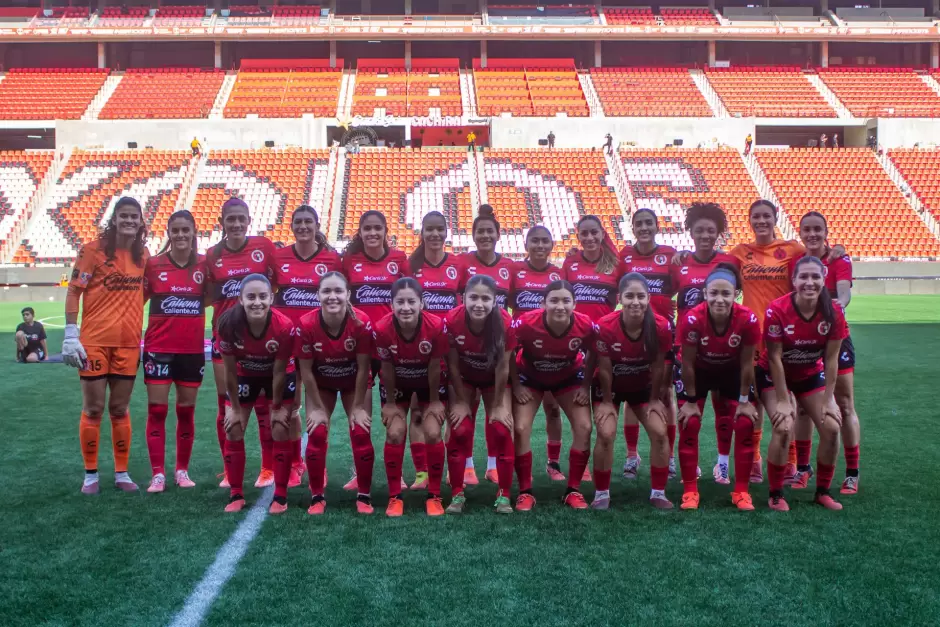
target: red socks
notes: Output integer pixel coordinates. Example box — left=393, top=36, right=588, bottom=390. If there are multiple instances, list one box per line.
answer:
left=844, top=444, right=860, bottom=473
left=224, top=439, right=246, bottom=496
left=816, top=463, right=835, bottom=491
left=254, top=400, right=273, bottom=472
left=384, top=441, right=406, bottom=497
left=146, top=403, right=169, bottom=476
left=215, top=395, right=227, bottom=458
left=491, top=421, right=514, bottom=493
left=567, top=448, right=590, bottom=491
left=732, top=416, right=755, bottom=493
left=650, top=465, right=668, bottom=491
left=350, top=425, right=374, bottom=495
left=306, top=424, right=328, bottom=496
left=768, top=461, right=786, bottom=492
left=462, top=397, right=481, bottom=458
left=713, top=399, right=734, bottom=456
left=426, top=441, right=446, bottom=495
left=447, top=419, right=473, bottom=494
left=666, top=423, right=677, bottom=458
left=546, top=439, right=561, bottom=463
left=514, top=450, right=533, bottom=492
left=678, top=415, right=701, bottom=494
left=796, top=440, right=813, bottom=468
left=788, top=440, right=798, bottom=466
left=273, top=439, right=292, bottom=499
left=484, top=420, right=498, bottom=459
left=624, top=424, right=640, bottom=456
left=594, top=469, right=612, bottom=492
left=293, top=437, right=302, bottom=467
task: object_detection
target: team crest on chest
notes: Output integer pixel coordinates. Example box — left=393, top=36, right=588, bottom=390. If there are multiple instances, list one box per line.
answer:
left=344, top=338, right=357, bottom=352
left=654, top=254, right=668, bottom=266
left=387, top=261, right=399, bottom=275
left=446, top=266, right=458, bottom=280
left=265, top=340, right=279, bottom=353
left=193, top=271, right=204, bottom=284
left=549, top=272, right=561, bottom=281
left=728, top=334, right=741, bottom=348
left=499, top=267, right=510, bottom=281
left=569, top=338, right=582, bottom=351
left=315, top=263, right=328, bottom=276
left=817, top=321, right=831, bottom=335
left=418, top=340, right=433, bottom=355
left=251, top=250, right=265, bottom=263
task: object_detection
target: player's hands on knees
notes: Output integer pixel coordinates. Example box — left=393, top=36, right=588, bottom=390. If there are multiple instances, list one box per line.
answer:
left=348, top=407, right=371, bottom=432
left=770, top=405, right=793, bottom=431
left=271, top=404, right=289, bottom=427
left=305, top=405, right=329, bottom=434
left=224, top=404, right=240, bottom=433
left=513, top=384, right=532, bottom=405
left=425, top=400, right=446, bottom=425
left=677, top=400, right=701, bottom=428
left=62, top=324, right=87, bottom=369
left=573, top=386, right=591, bottom=407
left=734, top=400, right=760, bottom=425
left=448, top=401, right=471, bottom=428
left=824, top=399, right=843, bottom=427
left=490, top=403, right=513, bottom=430
left=593, top=402, right=617, bottom=428
left=647, top=399, right=668, bottom=425
left=381, top=404, right=404, bottom=427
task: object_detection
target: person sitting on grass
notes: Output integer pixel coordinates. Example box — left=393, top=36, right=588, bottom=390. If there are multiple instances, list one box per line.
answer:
left=15, top=307, right=47, bottom=363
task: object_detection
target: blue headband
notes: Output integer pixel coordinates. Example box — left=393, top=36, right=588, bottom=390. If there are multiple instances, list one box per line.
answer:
left=706, top=269, right=737, bottom=289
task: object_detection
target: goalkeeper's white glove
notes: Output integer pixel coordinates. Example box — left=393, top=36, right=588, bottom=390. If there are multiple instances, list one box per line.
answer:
left=62, top=324, right=87, bottom=369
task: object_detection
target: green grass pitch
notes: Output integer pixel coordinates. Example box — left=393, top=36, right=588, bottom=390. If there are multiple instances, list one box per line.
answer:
left=0, top=296, right=938, bottom=626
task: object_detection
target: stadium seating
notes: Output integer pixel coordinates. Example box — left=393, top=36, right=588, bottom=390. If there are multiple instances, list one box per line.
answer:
left=352, top=66, right=409, bottom=117
left=33, top=7, right=90, bottom=27
left=473, top=60, right=588, bottom=117
left=487, top=4, right=597, bottom=25
left=97, top=6, right=150, bottom=27
left=704, top=67, right=837, bottom=117
left=604, top=7, right=657, bottom=25
left=272, top=5, right=322, bottom=26
left=483, top=149, right=624, bottom=256
left=660, top=8, right=718, bottom=25
left=591, top=67, right=712, bottom=117
left=99, top=68, right=224, bottom=119
left=226, top=5, right=272, bottom=25
left=153, top=6, right=208, bottom=27
left=473, top=68, right=533, bottom=116
left=0, top=151, right=54, bottom=255
left=187, top=149, right=332, bottom=247
left=18, top=150, right=190, bottom=263
left=223, top=67, right=342, bottom=118
left=755, top=148, right=940, bottom=258
left=817, top=68, right=940, bottom=118
left=887, top=149, right=940, bottom=225
left=0, top=69, right=109, bottom=120
left=339, top=150, right=474, bottom=252
left=619, top=147, right=758, bottom=250
left=408, top=67, right=462, bottom=117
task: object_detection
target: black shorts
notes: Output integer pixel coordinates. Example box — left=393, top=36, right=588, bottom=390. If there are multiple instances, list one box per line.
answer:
left=234, top=372, right=297, bottom=406
left=380, top=384, right=449, bottom=406
left=518, top=367, right=584, bottom=396
left=755, top=366, right=825, bottom=399
left=684, top=366, right=741, bottom=401
left=591, top=380, right=651, bottom=408
left=838, top=336, right=855, bottom=374
left=143, top=351, right=205, bottom=387
left=17, top=348, right=46, bottom=362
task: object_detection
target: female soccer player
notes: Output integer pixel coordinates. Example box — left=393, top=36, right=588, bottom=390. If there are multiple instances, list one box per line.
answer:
left=444, top=275, right=516, bottom=514
left=217, top=274, right=297, bottom=514
left=64, top=197, right=148, bottom=494
left=758, top=256, right=847, bottom=511
left=510, top=226, right=566, bottom=481
left=459, top=204, right=514, bottom=483
left=676, top=266, right=761, bottom=510
left=796, top=212, right=860, bottom=494
left=296, top=272, right=375, bottom=515
left=143, top=210, right=206, bottom=493
left=592, top=273, right=674, bottom=510
left=619, top=209, right=678, bottom=480
left=206, top=198, right=277, bottom=489
left=563, top=214, right=625, bottom=321
left=273, top=205, right=341, bottom=487
left=373, top=278, right=449, bottom=517
left=511, top=280, right=596, bottom=511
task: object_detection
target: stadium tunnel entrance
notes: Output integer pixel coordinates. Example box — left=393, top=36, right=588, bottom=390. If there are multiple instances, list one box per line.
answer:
left=0, top=127, right=55, bottom=151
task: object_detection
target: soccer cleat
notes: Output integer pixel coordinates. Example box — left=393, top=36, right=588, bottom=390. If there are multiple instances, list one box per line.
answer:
left=464, top=467, right=479, bottom=486
left=782, top=463, right=798, bottom=486
left=343, top=473, right=358, bottom=491
left=254, top=468, right=274, bottom=488
left=563, top=491, right=588, bottom=510
left=114, top=473, right=139, bottom=492
left=224, top=495, right=246, bottom=513
left=581, top=467, right=592, bottom=482
left=494, top=491, right=513, bottom=514
left=446, top=492, right=467, bottom=514
left=81, top=476, right=100, bottom=495
left=713, top=462, right=730, bottom=486
left=386, top=497, right=404, bottom=517
left=356, top=495, right=374, bottom=515
left=218, top=472, right=230, bottom=489
left=545, top=461, right=566, bottom=482
left=731, top=492, right=755, bottom=511
left=791, top=468, right=814, bottom=490
left=590, top=493, right=610, bottom=510
left=426, top=496, right=445, bottom=517
left=515, top=493, right=536, bottom=512
left=175, top=470, right=196, bottom=488
left=814, top=493, right=843, bottom=511
left=668, top=456, right=677, bottom=480
left=268, top=499, right=288, bottom=515
left=649, top=491, right=674, bottom=509
left=840, top=476, right=859, bottom=495
left=288, top=463, right=305, bottom=488
left=749, top=460, right=764, bottom=484
left=622, top=456, right=641, bottom=480
left=307, top=497, right=326, bottom=515
left=767, top=495, right=790, bottom=512
left=680, top=492, right=700, bottom=510
left=484, top=468, right=499, bottom=484
left=411, top=471, right=429, bottom=491
left=147, top=474, right=166, bottom=494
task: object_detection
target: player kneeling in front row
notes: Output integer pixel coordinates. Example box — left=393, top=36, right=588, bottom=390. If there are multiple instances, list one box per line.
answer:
left=15, top=307, right=47, bottom=363
left=296, top=272, right=375, bottom=515
left=675, top=266, right=760, bottom=511
left=444, top=275, right=517, bottom=514
left=218, top=274, right=299, bottom=514
left=593, top=273, right=674, bottom=510
left=759, top=256, right=847, bottom=512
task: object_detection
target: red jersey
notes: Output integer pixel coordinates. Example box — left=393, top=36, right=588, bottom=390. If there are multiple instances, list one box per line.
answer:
left=218, top=308, right=296, bottom=378
left=670, top=251, right=741, bottom=317
left=272, top=244, right=342, bottom=324
left=342, top=248, right=408, bottom=323
left=594, top=311, right=673, bottom=393
left=296, top=308, right=373, bottom=391
left=759, top=294, right=848, bottom=381
left=413, top=253, right=463, bottom=313
left=620, top=244, right=678, bottom=321
left=513, top=309, right=597, bottom=385
left=373, top=312, right=449, bottom=389
left=509, top=259, right=562, bottom=316
left=678, top=302, right=760, bottom=371
left=207, top=236, right=277, bottom=330
left=789, top=250, right=853, bottom=303
left=443, top=305, right=517, bottom=387
left=562, top=253, right=625, bottom=321
left=143, top=253, right=207, bottom=354
left=459, top=252, right=512, bottom=309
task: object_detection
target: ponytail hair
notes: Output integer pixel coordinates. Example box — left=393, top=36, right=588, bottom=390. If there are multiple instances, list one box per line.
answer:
left=465, top=274, right=506, bottom=369
left=345, top=210, right=388, bottom=257
left=544, top=279, right=576, bottom=302
left=749, top=199, right=778, bottom=219
left=210, top=197, right=250, bottom=265
left=217, top=273, right=271, bottom=344
left=318, top=270, right=359, bottom=325
left=577, top=215, right=619, bottom=275
left=292, top=204, right=334, bottom=252
left=792, top=256, right=834, bottom=324
left=618, top=272, right=659, bottom=358
left=158, top=209, right=198, bottom=265
left=409, top=211, right=447, bottom=274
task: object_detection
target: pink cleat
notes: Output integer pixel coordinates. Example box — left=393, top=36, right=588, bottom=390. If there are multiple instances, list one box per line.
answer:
left=175, top=470, right=196, bottom=489
left=147, top=474, right=166, bottom=494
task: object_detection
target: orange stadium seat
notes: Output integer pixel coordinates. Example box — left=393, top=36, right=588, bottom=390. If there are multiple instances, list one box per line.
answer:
left=755, top=148, right=940, bottom=258
left=0, top=151, right=54, bottom=263
left=223, top=67, right=342, bottom=118
left=704, top=67, right=836, bottom=117
left=99, top=68, right=224, bottom=120
left=591, top=67, right=712, bottom=117
left=474, top=61, right=588, bottom=117
left=888, top=148, right=940, bottom=226
left=817, top=67, right=940, bottom=118
left=352, top=68, right=409, bottom=117
left=0, top=68, right=109, bottom=120
left=619, top=147, right=758, bottom=250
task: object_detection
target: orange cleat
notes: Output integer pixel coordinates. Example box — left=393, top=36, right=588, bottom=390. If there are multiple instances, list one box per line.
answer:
left=840, top=476, right=859, bottom=495
left=224, top=496, right=246, bottom=513
left=218, top=472, right=230, bottom=489
left=268, top=499, right=288, bottom=515
left=307, top=498, right=326, bottom=515
left=680, top=492, right=700, bottom=510
left=342, top=474, right=358, bottom=491
left=768, top=495, right=790, bottom=512
left=356, top=496, right=374, bottom=515
left=386, top=496, right=404, bottom=517
left=464, top=467, right=479, bottom=486
left=545, top=462, right=566, bottom=482
left=515, top=493, right=536, bottom=511
left=791, top=469, right=813, bottom=490
left=288, top=463, right=305, bottom=488
left=581, top=467, right=592, bottom=483
left=484, top=468, right=499, bottom=484
left=411, top=472, right=429, bottom=491
left=731, top=491, right=755, bottom=511
left=255, top=468, right=275, bottom=488
left=426, top=496, right=445, bottom=517
left=563, top=491, right=588, bottom=509
left=814, top=493, right=843, bottom=511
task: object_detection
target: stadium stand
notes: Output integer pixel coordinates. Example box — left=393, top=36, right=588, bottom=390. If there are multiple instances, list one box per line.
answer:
left=32, top=6, right=90, bottom=27
left=152, top=6, right=208, bottom=27
left=338, top=149, right=474, bottom=251
left=817, top=68, right=940, bottom=118
left=0, top=151, right=54, bottom=255
left=704, top=67, right=837, bottom=118
left=591, top=67, right=712, bottom=117
left=97, top=5, right=150, bottom=27
left=225, top=4, right=273, bottom=25
left=659, top=8, right=718, bottom=25
left=619, top=148, right=758, bottom=250
left=487, top=4, right=597, bottom=25
left=99, top=68, right=224, bottom=120
left=755, top=148, right=940, bottom=258
left=0, top=69, right=109, bottom=121
left=604, top=7, right=657, bottom=25
left=187, top=149, right=332, bottom=246
left=483, top=149, right=624, bottom=256
left=887, top=149, right=940, bottom=225
left=223, top=61, right=342, bottom=118
left=473, top=59, right=588, bottom=117
left=352, top=61, right=409, bottom=117
left=407, top=60, right=463, bottom=117
left=272, top=5, right=322, bottom=26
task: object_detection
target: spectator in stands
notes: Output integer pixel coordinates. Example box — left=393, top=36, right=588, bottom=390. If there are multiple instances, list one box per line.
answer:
left=744, top=134, right=753, bottom=157
left=604, top=133, right=613, bottom=156
left=819, top=133, right=827, bottom=149
left=832, top=133, right=839, bottom=149
left=867, top=135, right=877, bottom=151
left=467, top=131, right=477, bottom=151
left=191, top=137, right=202, bottom=157
left=15, top=307, right=47, bottom=363
left=547, top=131, right=555, bottom=149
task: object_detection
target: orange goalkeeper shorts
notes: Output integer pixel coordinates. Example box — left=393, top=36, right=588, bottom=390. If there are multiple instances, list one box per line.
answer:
left=79, top=346, right=141, bottom=381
